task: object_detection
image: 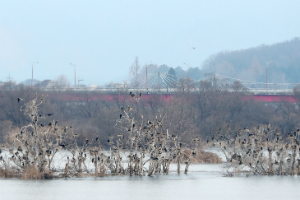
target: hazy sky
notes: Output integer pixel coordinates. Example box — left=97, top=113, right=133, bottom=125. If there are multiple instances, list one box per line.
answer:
left=0, top=0, right=299, bottom=85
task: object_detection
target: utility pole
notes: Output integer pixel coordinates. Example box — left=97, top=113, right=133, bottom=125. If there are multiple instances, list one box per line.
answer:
left=31, top=62, right=38, bottom=87
left=266, top=61, right=272, bottom=92
left=189, top=36, right=191, bottom=80
left=70, top=63, right=76, bottom=88
left=7, top=74, right=13, bottom=82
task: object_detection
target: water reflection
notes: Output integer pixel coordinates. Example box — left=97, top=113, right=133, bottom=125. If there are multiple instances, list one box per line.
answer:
left=1, top=164, right=300, bottom=200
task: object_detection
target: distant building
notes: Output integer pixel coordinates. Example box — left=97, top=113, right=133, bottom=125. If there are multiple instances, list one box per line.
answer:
left=108, top=81, right=128, bottom=89
left=89, top=84, right=98, bottom=88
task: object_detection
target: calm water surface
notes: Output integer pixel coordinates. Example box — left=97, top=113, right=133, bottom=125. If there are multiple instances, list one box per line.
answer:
left=1, top=164, right=300, bottom=200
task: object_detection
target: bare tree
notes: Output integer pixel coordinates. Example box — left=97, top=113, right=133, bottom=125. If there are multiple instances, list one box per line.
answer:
left=129, top=57, right=141, bottom=89
left=55, top=75, right=70, bottom=88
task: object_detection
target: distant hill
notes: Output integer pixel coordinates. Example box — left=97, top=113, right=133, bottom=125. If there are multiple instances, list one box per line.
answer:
left=202, top=38, right=300, bottom=86
left=20, top=79, right=40, bottom=86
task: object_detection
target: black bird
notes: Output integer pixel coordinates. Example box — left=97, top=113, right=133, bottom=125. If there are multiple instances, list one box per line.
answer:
left=47, top=113, right=53, bottom=116
left=48, top=122, right=52, bottom=127
left=17, top=146, right=23, bottom=152
left=59, top=143, right=66, bottom=148
left=40, top=124, right=44, bottom=127
left=55, top=121, right=58, bottom=126
left=96, top=137, right=99, bottom=141
left=120, top=114, right=122, bottom=119
left=129, top=92, right=135, bottom=98
left=17, top=98, right=23, bottom=103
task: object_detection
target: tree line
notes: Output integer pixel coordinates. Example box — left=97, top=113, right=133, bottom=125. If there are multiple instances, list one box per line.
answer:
left=1, top=82, right=300, bottom=148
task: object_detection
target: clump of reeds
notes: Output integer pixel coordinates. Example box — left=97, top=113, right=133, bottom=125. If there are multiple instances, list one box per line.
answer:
left=21, top=165, right=41, bottom=179
left=0, top=165, right=13, bottom=178
left=183, top=149, right=222, bottom=164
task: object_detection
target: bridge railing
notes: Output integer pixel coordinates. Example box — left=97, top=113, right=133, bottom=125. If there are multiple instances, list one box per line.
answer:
left=33, top=86, right=295, bottom=95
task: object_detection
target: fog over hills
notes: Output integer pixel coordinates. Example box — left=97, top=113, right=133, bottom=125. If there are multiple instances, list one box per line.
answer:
left=126, top=38, right=300, bottom=87
left=201, top=38, right=300, bottom=84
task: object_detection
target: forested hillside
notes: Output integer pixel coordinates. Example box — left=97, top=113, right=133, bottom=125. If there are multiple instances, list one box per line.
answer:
left=202, top=38, right=300, bottom=85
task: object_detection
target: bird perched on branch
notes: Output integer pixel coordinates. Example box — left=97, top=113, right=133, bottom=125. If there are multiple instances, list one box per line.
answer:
left=193, top=137, right=201, bottom=143
left=244, top=128, right=250, bottom=132
left=129, top=92, right=135, bottom=98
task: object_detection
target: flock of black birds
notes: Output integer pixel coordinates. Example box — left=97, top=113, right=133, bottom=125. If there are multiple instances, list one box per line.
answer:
left=0, top=93, right=200, bottom=179
left=209, top=124, right=300, bottom=176
left=4, top=92, right=298, bottom=178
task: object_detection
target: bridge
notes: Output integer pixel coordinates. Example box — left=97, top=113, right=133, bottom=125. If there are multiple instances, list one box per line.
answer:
left=40, top=72, right=299, bottom=103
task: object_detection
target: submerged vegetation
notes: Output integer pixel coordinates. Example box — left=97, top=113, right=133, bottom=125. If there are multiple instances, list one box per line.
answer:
left=210, top=124, right=300, bottom=176
left=1, top=83, right=300, bottom=178
left=0, top=94, right=215, bottom=179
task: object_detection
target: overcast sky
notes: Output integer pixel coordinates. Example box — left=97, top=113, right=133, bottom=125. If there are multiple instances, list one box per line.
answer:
left=0, top=0, right=299, bottom=85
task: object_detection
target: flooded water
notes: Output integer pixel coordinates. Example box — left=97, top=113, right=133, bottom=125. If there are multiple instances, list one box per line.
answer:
left=1, top=163, right=300, bottom=200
